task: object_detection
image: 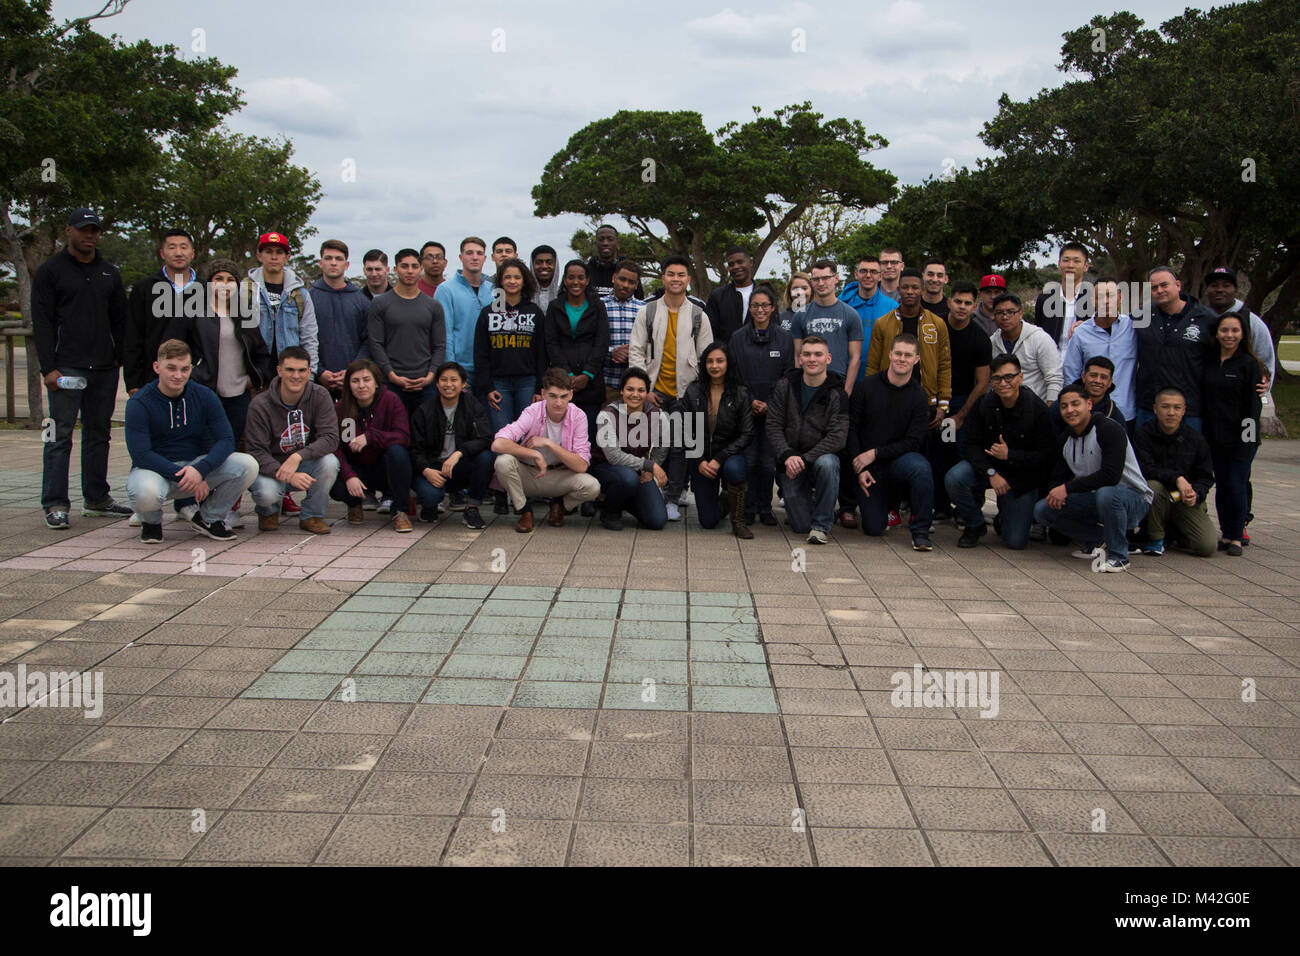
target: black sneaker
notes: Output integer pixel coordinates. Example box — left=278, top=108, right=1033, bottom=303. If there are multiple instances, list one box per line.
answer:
left=419, top=505, right=438, bottom=523
left=191, top=514, right=235, bottom=540
left=448, top=492, right=467, bottom=511
left=141, top=521, right=163, bottom=544
left=82, top=499, right=132, bottom=518
left=911, top=534, right=933, bottom=552
left=580, top=501, right=596, bottom=517
left=462, top=506, right=486, bottom=530
left=759, top=512, right=778, bottom=526
left=957, top=524, right=986, bottom=548
left=493, top=491, right=509, bottom=515
left=600, top=511, right=623, bottom=531
left=44, top=509, right=70, bottom=530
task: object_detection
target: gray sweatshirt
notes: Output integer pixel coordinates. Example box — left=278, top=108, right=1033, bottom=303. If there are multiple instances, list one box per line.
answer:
left=367, top=290, right=447, bottom=378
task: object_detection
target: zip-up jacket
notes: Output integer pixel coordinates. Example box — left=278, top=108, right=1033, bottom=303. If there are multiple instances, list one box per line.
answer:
left=309, top=278, right=371, bottom=378
left=729, top=322, right=794, bottom=405
left=244, top=377, right=339, bottom=475
left=1219, top=298, right=1276, bottom=396
left=846, top=371, right=929, bottom=468
left=31, top=248, right=127, bottom=375
left=1202, top=349, right=1263, bottom=459
left=704, top=282, right=751, bottom=344
left=1133, top=293, right=1216, bottom=416
left=248, top=266, right=319, bottom=373
left=964, top=387, right=1056, bottom=496
left=162, top=309, right=273, bottom=393
left=990, top=321, right=1063, bottom=403
left=543, top=297, right=610, bottom=387
left=680, top=380, right=754, bottom=462
left=1133, top=419, right=1215, bottom=501
left=864, top=308, right=952, bottom=406
left=125, top=269, right=205, bottom=390
left=1050, top=413, right=1152, bottom=503
left=766, top=367, right=848, bottom=466
left=410, top=392, right=492, bottom=474
left=334, top=386, right=409, bottom=481
left=627, top=298, right=712, bottom=398
left=473, top=299, right=547, bottom=386
left=839, top=285, right=898, bottom=372
left=124, top=380, right=234, bottom=479
left=434, top=271, right=495, bottom=374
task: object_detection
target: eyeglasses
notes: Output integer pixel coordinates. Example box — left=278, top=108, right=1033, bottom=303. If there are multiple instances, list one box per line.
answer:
left=422, top=255, right=445, bottom=262
left=750, top=303, right=774, bottom=311
left=990, top=373, right=1021, bottom=383
left=993, top=309, right=1021, bottom=317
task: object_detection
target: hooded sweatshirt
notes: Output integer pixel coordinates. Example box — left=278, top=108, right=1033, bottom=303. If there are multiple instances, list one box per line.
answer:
left=1133, top=293, right=1216, bottom=416
left=434, top=270, right=495, bottom=376
left=124, top=380, right=234, bottom=478
left=248, top=266, right=320, bottom=373
left=244, top=376, right=340, bottom=476
left=309, top=278, right=371, bottom=377
left=1050, top=412, right=1152, bottom=503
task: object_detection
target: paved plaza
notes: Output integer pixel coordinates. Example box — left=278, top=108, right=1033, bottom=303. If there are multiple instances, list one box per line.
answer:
left=0, top=429, right=1296, bottom=866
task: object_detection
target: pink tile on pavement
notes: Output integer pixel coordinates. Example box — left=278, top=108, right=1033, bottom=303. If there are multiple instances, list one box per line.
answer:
left=0, top=557, right=62, bottom=569
left=313, top=567, right=378, bottom=582
left=326, top=557, right=393, bottom=569
left=61, top=560, right=132, bottom=571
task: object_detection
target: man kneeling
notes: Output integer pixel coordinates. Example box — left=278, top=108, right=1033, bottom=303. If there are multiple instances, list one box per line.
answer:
left=125, top=339, right=258, bottom=543
left=491, top=366, right=600, bottom=533
left=1132, top=387, right=1217, bottom=557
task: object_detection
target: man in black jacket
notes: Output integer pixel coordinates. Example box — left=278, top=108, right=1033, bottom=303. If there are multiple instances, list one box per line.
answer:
left=1133, top=266, right=1217, bottom=431
left=409, top=362, right=494, bottom=529
left=1132, top=387, right=1217, bottom=557
left=766, top=336, right=848, bottom=544
left=1049, top=357, right=1128, bottom=437
left=946, top=354, right=1055, bottom=549
left=1033, top=241, right=1092, bottom=351
left=705, top=247, right=756, bottom=344
left=848, top=333, right=934, bottom=550
left=32, top=208, right=132, bottom=529
left=125, top=229, right=206, bottom=394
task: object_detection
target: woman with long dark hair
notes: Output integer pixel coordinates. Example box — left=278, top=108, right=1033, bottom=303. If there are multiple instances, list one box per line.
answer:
left=328, top=357, right=413, bottom=532
left=1202, top=311, right=1264, bottom=556
left=729, top=284, right=793, bottom=525
left=542, top=258, right=610, bottom=469
left=681, top=342, right=754, bottom=537
left=475, top=257, right=546, bottom=433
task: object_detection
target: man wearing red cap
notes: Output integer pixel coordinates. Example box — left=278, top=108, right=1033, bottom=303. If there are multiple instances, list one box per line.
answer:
left=972, top=275, right=1003, bottom=336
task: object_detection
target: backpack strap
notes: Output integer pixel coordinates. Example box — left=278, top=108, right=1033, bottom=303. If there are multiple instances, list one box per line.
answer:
left=290, top=286, right=305, bottom=317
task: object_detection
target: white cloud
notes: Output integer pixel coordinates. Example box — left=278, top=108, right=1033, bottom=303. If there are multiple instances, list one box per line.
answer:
left=242, top=77, right=359, bottom=138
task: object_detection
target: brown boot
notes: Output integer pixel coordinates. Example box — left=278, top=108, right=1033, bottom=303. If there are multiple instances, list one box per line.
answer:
left=515, top=510, right=535, bottom=533
left=347, top=505, right=364, bottom=524
left=258, top=513, right=279, bottom=532
left=392, top=512, right=412, bottom=533
left=729, top=482, right=754, bottom=539
left=298, top=517, right=331, bottom=534
left=547, top=500, right=565, bottom=527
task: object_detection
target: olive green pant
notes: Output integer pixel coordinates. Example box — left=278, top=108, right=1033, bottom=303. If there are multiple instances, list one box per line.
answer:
left=1146, top=480, right=1218, bottom=557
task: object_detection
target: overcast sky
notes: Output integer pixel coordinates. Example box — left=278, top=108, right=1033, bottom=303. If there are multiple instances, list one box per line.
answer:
left=63, top=0, right=1204, bottom=277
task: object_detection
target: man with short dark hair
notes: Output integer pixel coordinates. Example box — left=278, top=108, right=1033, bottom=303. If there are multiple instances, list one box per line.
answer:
left=878, top=247, right=904, bottom=300
left=490, top=237, right=517, bottom=276
left=418, top=241, right=447, bottom=297
left=126, top=228, right=205, bottom=394
left=1033, top=382, right=1152, bottom=572
left=368, top=248, right=447, bottom=417
left=33, top=208, right=132, bottom=528
left=705, top=246, right=756, bottom=343
left=972, top=275, right=1005, bottom=336
left=990, top=293, right=1062, bottom=403
left=602, top=260, right=645, bottom=404
left=531, top=244, right=561, bottom=310
left=1034, top=242, right=1092, bottom=351
left=587, top=225, right=644, bottom=299
left=1062, top=277, right=1137, bottom=424
left=434, top=237, right=495, bottom=390
left=936, top=280, right=992, bottom=523
left=920, top=259, right=949, bottom=320
left=946, top=354, right=1054, bottom=550
left=848, top=333, right=934, bottom=550
left=1133, top=266, right=1217, bottom=431
left=361, top=250, right=391, bottom=301
left=838, top=255, right=897, bottom=377
left=794, top=259, right=863, bottom=389
left=1133, top=387, right=1217, bottom=557
left=311, top=240, right=370, bottom=395
left=766, top=335, right=848, bottom=545
left=1052, top=356, right=1127, bottom=434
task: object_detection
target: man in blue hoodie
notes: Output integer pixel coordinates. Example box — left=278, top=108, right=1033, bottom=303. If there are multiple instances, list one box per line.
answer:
left=125, top=339, right=259, bottom=544
left=310, top=239, right=370, bottom=396
left=434, top=236, right=495, bottom=392
left=839, top=255, right=897, bottom=384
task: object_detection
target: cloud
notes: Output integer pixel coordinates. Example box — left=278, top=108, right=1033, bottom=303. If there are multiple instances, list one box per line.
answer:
left=242, top=77, right=359, bottom=138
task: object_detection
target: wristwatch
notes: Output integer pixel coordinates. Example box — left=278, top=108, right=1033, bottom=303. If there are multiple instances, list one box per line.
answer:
left=987, top=468, right=996, bottom=477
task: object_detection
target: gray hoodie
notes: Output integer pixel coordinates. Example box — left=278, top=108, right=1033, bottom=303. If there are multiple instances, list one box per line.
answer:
left=244, top=376, right=339, bottom=476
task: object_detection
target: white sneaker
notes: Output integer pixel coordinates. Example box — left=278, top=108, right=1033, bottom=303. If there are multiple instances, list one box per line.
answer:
left=1072, top=545, right=1104, bottom=560
left=225, top=509, right=245, bottom=529
left=128, top=513, right=142, bottom=527
left=363, top=491, right=379, bottom=511
left=665, top=502, right=681, bottom=521
left=377, top=498, right=393, bottom=515
left=678, top=490, right=694, bottom=507
left=178, top=503, right=199, bottom=522
left=807, top=529, right=828, bottom=545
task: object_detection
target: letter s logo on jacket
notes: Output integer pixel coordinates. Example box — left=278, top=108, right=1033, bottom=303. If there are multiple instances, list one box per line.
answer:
left=923, top=325, right=938, bottom=345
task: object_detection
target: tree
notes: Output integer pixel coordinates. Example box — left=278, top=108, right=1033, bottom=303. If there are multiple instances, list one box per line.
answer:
left=533, top=103, right=894, bottom=296
left=1, top=0, right=240, bottom=423
left=773, top=204, right=867, bottom=275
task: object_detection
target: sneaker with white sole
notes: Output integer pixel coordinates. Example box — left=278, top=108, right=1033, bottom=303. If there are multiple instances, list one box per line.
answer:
left=178, top=503, right=199, bottom=522
left=363, top=491, right=379, bottom=511
left=1098, top=557, right=1130, bottom=573
left=665, top=502, right=681, bottom=521
left=1072, top=545, right=1105, bottom=560
left=377, top=498, right=393, bottom=515
left=191, top=514, right=236, bottom=541
left=225, top=510, right=245, bottom=529
left=44, top=509, right=70, bottom=530
left=128, top=513, right=142, bottom=527
left=807, top=529, right=828, bottom=545
left=82, top=499, right=132, bottom=518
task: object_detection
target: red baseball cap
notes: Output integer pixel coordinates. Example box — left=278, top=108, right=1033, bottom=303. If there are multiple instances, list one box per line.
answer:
left=257, top=232, right=291, bottom=252
left=979, top=274, right=1007, bottom=290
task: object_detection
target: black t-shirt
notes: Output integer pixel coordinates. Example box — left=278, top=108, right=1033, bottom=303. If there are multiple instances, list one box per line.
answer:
left=923, top=297, right=950, bottom=320
left=899, top=314, right=919, bottom=339
left=946, top=318, right=992, bottom=399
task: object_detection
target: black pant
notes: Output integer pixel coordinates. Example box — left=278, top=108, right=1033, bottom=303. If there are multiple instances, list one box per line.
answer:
left=41, top=367, right=118, bottom=511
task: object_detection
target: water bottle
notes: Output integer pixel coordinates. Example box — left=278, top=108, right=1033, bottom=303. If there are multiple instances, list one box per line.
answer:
left=55, top=376, right=87, bottom=390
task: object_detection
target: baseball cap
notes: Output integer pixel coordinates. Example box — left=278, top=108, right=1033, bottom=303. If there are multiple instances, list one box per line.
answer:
left=257, top=232, right=291, bottom=252
left=68, top=208, right=102, bottom=229
left=1203, top=266, right=1237, bottom=287
left=979, top=274, right=1007, bottom=291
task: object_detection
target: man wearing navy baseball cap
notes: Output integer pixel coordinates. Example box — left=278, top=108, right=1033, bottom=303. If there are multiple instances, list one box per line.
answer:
left=31, top=208, right=133, bottom=529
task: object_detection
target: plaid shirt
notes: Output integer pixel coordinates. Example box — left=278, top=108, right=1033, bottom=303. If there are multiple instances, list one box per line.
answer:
left=602, top=292, right=644, bottom=389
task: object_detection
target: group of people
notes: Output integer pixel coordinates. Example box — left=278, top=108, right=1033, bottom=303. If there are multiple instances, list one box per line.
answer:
left=32, top=210, right=1274, bottom=570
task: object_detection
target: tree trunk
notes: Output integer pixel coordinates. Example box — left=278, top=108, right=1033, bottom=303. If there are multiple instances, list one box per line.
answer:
left=0, top=205, right=44, bottom=426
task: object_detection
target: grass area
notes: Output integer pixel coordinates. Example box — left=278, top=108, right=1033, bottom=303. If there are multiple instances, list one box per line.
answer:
left=1269, top=377, right=1300, bottom=438
left=1279, top=336, right=1300, bottom=363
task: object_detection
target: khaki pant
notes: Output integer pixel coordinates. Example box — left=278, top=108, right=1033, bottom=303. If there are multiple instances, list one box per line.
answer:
left=1146, top=480, right=1217, bottom=556
left=494, top=454, right=600, bottom=511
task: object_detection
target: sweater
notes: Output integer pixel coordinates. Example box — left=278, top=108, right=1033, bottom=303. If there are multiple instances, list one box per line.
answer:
left=864, top=308, right=952, bottom=406
left=845, top=371, right=929, bottom=467
left=434, top=271, right=496, bottom=374
left=1133, top=420, right=1215, bottom=501
left=309, top=279, right=371, bottom=377
left=990, top=321, right=1063, bottom=403
left=366, top=290, right=447, bottom=380
left=244, top=378, right=340, bottom=475
left=473, top=299, right=547, bottom=385
left=334, top=387, right=410, bottom=481
left=1050, top=413, right=1152, bottom=503
left=124, top=380, right=234, bottom=478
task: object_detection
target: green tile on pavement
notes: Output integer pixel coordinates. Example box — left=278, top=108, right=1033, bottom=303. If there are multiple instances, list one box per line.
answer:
left=492, top=585, right=557, bottom=601
left=559, top=587, right=623, bottom=603
left=550, top=602, right=616, bottom=618
left=514, top=681, right=603, bottom=708
left=611, top=639, right=688, bottom=661
left=524, top=657, right=608, bottom=682
left=423, top=583, right=494, bottom=599
left=608, top=659, right=688, bottom=685
left=354, top=652, right=445, bottom=677
left=689, top=606, right=758, bottom=625
left=409, top=597, right=483, bottom=615
left=391, top=614, right=471, bottom=633
left=455, top=633, right=536, bottom=656
left=271, top=649, right=367, bottom=673
left=335, top=675, right=429, bottom=703
left=532, top=636, right=612, bottom=659
left=691, top=685, right=778, bottom=713
left=242, top=673, right=343, bottom=700
left=423, top=678, right=515, bottom=706
left=690, top=661, right=772, bottom=687
left=297, top=630, right=384, bottom=651
left=440, top=654, right=528, bottom=680
left=480, top=600, right=549, bottom=618
left=468, top=616, right=543, bottom=637
left=543, top=618, right=616, bottom=639
left=616, top=620, right=687, bottom=641
left=623, top=589, right=687, bottom=605
left=603, top=682, right=688, bottom=711
left=373, top=632, right=458, bottom=654
left=689, top=622, right=761, bottom=642
left=689, top=641, right=767, bottom=664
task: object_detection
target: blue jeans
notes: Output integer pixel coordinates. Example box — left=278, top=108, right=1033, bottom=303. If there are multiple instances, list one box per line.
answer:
left=944, top=460, right=1036, bottom=549
left=655, top=391, right=688, bottom=500
left=127, top=453, right=258, bottom=524
left=1033, top=485, right=1150, bottom=560
left=330, top=444, right=413, bottom=508
left=777, top=453, right=840, bottom=534
left=689, top=453, right=747, bottom=529
left=487, top=375, right=537, bottom=434
left=590, top=461, right=668, bottom=529
left=1138, top=409, right=1201, bottom=433
left=413, top=448, right=494, bottom=509
left=41, top=366, right=118, bottom=510
left=744, top=419, right=777, bottom=518
left=858, top=451, right=933, bottom=536
left=1210, top=444, right=1257, bottom=540
left=250, top=454, right=340, bottom=520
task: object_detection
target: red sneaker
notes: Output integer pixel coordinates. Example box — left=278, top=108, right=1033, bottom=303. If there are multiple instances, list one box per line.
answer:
left=887, top=510, right=902, bottom=528
left=281, top=492, right=301, bottom=515
left=839, top=510, right=857, bottom=529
